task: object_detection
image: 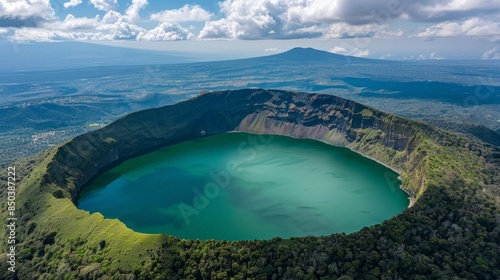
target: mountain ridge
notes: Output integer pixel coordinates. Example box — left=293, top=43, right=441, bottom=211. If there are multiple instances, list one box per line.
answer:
left=261, top=47, right=393, bottom=64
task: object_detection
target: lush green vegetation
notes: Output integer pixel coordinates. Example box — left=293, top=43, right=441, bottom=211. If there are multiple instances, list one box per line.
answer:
left=1, top=89, right=498, bottom=279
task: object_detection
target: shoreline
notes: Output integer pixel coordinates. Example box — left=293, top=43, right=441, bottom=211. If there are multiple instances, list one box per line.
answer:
left=343, top=146, right=416, bottom=208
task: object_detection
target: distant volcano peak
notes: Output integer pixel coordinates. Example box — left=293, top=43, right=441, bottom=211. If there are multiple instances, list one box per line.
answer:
left=272, top=47, right=341, bottom=61
left=285, top=47, right=330, bottom=55
left=265, top=47, right=371, bottom=63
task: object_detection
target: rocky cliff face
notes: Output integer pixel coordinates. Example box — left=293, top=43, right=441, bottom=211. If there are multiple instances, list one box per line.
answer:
left=43, top=89, right=450, bottom=201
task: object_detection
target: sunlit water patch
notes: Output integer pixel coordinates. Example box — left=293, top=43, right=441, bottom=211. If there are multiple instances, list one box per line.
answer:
left=78, top=133, right=408, bottom=240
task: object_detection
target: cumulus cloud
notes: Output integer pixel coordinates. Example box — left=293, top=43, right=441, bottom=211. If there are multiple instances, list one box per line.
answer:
left=0, top=0, right=56, bottom=27
left=198, top=1, right=338, bottom=39
left=151, top=5, right=212, bottom=22
left=324, top=23, right=379, bottom=39
left=5, top=0, right=500, bottom=43
left=330, top=46, right=348, bottom=54
left=11, top=21, right=147, bottom=42
left=96, top=18, right=145, bottom=39
left=11, top=28, right=107, bottom=42
left=197, top=0, right=500, bottom=40
left=89, top=0, right=118, bottom=12
left=482, top=47, right=500, bottom=60
left=8, top=9, right=195, bottom=42
left=413, top=18, right=500, bottom=38
left=102, top=10, right=121, bottom=24
left=10, top=7, right=146, bottom=42
left=404, top=0, right=500, bottom=22
left=329, top=46, right=370, bottom=57
left=196, top=0, right=406, bottom=40
left=287, top=0, right=399, bottom=25
left=48, top=14, right=99, bottom=30
left=4, top=0, right=202, bottom=42
left=198, top=19, right=234, bottom=39
left=125, top=0, right=148, bottom=22
left=63, top=0, right=82, bottom=9
left=200, top=1, right=281, bottom=39
left=374, top=28, right=405, bottom=38
left=137, top=22, right=194, bottom=41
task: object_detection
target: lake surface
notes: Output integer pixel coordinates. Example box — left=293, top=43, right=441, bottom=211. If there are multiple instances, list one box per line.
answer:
left=78, top=132, right=408, bottom=240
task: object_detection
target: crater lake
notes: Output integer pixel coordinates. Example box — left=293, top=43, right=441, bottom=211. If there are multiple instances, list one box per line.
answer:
left=78, top=132, right=409, bottom=240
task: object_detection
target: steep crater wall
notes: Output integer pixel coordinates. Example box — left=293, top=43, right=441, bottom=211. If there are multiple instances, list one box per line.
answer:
left=43, top=89, right=445, bottom=203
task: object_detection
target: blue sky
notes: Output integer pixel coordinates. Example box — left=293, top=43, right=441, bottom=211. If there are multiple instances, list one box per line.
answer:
left=0, top=0, right=500, bottom=60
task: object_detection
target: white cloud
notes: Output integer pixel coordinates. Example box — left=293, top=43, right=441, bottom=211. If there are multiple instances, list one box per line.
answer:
left=413, top=18, right=500, bottom=38
left=213, top=0, right=280, bottom=39
left=196, top=0, right=500, bottom=40
left=9, top=7, right=147, bottom=42
left=96, top=20, right=145, bottom=39
left=197, top=0, right=411, bottom=40
left=198, top=0, right=333, bottom=39
left=10, top=27, right=108, bottom=42
left=10, top=21, right=147, bottom=42
left=405, top=0, right=500, bottom=21
left=282, top=1, right=340, bottom=24
left=264, top=47, right=282, bottom=52
left=352, top=49, right=370, bottom=57
left=48, top=14, right=99, bottom=30
left=462, top=19, right=500, bottom=36
left=89, top=0, right=118, bottom=12
left=323, top=23, right=404, bottom=39
left=324, top=23, right=378, bottom=39
left=102, top=10, right=121, bottom=24
left=374, top=28, right=405, bottom=38
left=482, top=47, right=500, bottom=60
left=429, top=51, right=445, bottom=60
left=151, top=5, right=212, bottom=22
left=0, top=0, right=56, bottom=27
left=137, top=22, right=194, bottom=41
left=93, top=5, right=148, bottom=38
left=5, top=0, right=200, bottom=42
left=5, top=0, right=500, bottom=44
left=125, top=0, right=148, bottom=22
left=414, top=52, right=446, bottom=60
left=8, top=9, right=196, bottom=42
left=330, top=46, right=348, bottom=54
left=199, top=0, right=305, bottom=39
left=198, top=19, right=235, bottom=39
left=63, top=0, right=82, bottom=9
left=414, top=22, right=461, bottom=37
left=329, top=46, right=370, bottom=57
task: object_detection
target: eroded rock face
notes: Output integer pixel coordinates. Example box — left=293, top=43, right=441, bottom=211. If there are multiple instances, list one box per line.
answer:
left=43, top=89, right=441, bottom=201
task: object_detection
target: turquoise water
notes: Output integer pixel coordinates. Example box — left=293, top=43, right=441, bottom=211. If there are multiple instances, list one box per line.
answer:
left=78, top=133, right=408, bottom=240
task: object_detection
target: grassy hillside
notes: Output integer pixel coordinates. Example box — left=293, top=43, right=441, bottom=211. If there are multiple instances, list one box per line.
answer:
left=1, top=89, right=498, bottom=279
